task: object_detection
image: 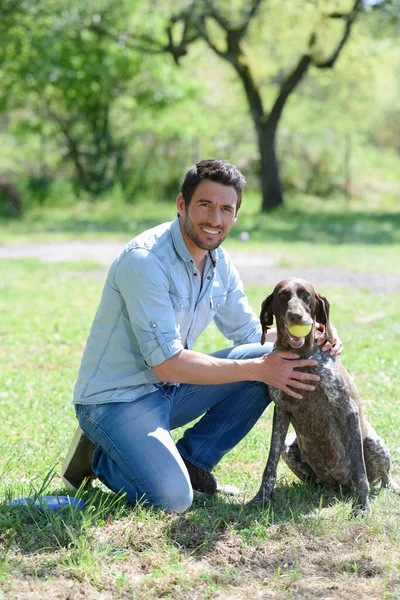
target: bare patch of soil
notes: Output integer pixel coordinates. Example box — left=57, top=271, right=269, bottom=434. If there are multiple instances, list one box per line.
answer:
left=1, top=241, right=399, bottom=292
left=4, top=519, right=399, bottom=600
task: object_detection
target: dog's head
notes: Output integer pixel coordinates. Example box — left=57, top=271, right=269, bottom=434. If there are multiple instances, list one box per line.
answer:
left=260, top=277, right=333, bottom=349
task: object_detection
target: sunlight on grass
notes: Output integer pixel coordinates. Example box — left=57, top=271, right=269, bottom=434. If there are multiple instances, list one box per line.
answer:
left=1, top=208, right=400, bottom=598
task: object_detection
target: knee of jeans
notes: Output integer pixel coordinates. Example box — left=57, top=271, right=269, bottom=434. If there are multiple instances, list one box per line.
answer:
left=107, top=479, right=193, bottom=513
left=245, top=380, right=271, bottom=409
left=162, top=484, right=194, bottom=513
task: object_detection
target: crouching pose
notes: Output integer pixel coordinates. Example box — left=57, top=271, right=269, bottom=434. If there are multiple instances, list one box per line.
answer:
left=62, top=159, right=340, bottom=512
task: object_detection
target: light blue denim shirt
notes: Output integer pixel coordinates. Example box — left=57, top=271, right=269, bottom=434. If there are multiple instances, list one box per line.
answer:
left=73, top=218, right=262, bottom=405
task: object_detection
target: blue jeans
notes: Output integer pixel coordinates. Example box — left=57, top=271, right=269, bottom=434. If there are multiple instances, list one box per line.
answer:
left=75, top=342, right=273, bottom=512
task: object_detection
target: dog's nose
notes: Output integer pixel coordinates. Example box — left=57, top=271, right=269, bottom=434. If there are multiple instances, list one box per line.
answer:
left=287, top=310, right=303, bottom=324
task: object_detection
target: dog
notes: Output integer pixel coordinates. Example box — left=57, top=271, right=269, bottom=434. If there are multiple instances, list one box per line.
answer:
left=251, top=277, right=399, bottom=515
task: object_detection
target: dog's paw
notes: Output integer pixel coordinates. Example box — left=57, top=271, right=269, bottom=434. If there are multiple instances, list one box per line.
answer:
left=248, top=491, right=272, bottom=507
left=351, top=499, right=371, bottom=519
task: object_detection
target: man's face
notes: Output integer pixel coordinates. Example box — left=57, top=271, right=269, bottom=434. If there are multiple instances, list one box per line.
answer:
left=177, top=179, right=238, bottom=253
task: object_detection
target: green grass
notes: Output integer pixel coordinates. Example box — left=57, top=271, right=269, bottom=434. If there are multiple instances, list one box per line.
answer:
left=2, top=191, right=399, bottom=277
left=1, top=198, right=400, bottom=599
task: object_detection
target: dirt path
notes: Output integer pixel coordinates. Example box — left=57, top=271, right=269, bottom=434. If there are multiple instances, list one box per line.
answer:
left=1, top=240, right=399, bottom=293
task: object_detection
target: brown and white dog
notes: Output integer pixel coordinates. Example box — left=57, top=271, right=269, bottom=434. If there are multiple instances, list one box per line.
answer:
left=251, top=277, right=399, bottom=515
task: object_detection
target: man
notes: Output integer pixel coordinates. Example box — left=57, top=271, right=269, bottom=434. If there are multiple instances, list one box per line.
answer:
left=62, top=159, right=341, bottom=512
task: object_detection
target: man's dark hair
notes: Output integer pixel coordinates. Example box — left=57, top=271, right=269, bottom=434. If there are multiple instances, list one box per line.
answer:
left=180, top=159, right=246, bottom=213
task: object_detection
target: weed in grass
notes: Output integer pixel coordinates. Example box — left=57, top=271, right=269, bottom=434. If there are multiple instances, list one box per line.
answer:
left=59, top=526, right=103, bottom=584
left=113, top=571, right=136, bottom=597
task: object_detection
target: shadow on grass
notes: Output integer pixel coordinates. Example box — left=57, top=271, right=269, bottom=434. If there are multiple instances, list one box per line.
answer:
left=0, top=485, right=129, bottom=556
left=2, top=206, right=400, bottom=245
left=0, top=479, right=390, bottom=562
left=237, top=210, right=400, bottom=246
left=167, top=481, right=354, bottom=558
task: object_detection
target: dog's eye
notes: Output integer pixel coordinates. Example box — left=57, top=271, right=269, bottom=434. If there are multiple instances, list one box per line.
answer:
left=279, top=291, right=291, bottom=301
left=301, top=292, right=311, bottom=301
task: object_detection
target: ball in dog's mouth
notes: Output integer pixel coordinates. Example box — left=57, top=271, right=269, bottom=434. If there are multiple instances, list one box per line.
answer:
left=286, top=323, right=312, bottom=348
left=288, top=324, right=312, bottom=337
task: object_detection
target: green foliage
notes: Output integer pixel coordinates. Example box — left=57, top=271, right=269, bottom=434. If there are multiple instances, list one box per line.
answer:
left=0, top=0, right=400, bottom=211
left=0, top=0, right=205, bottom=197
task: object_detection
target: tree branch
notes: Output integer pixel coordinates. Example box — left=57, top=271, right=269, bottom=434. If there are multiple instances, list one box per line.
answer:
left=195, top=16, right=228, bottom=59
left=315, top=0, right=363, bottom=69
left=165, top=13, right=201, bottom=64
left=90, top=23, right=168, bottom=55
left=202, top=0, right=232, bottom=31
left=266, top=54, right=312, bottom=129
left=238, top=0, right=264, bottom=36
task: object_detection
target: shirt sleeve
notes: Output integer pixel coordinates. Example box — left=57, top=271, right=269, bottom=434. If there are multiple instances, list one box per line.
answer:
left=112, top=248, right=184, bottom=367
left=213, top=262, right=262, bottom=346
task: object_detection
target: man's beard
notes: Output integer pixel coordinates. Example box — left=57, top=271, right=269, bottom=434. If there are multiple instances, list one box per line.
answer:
left=183, top=214, right=227, bottom=251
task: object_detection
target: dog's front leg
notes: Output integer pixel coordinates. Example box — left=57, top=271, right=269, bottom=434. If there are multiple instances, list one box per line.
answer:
left=250, top=405, right=291, bottom=506
left=347, top=402, right=371, bottom=516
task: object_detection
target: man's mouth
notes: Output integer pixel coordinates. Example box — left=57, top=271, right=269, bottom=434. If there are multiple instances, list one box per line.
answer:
left=201, top=226, right=222, bottom=236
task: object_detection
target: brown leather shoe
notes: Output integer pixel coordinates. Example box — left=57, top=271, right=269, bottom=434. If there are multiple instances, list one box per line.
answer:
left=182, top=458, right=240, bottom=496
left=62, top=426, right=97, bottom=491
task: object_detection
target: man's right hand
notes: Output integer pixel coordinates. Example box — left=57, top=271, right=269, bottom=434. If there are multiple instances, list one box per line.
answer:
left=153, top=348, right=320, bottom=400
left=258, top=351, right=320, bottom=399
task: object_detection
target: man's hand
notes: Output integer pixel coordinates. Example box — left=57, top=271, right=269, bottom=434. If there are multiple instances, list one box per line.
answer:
left=315, top=323, right=343, bottom=356
left=259, top=351, right=320, bottom=400
left=153, top=348, right=320, bottom=400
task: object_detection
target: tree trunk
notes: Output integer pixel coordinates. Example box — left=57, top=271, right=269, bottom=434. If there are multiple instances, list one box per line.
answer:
left=258, top=121, right=282, bottom=211
left=257, top=54, right=312, bottom=211
left=229, top=59, right=284, bottom=211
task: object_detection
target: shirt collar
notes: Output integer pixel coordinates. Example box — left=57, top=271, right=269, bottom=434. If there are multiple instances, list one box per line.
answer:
left=170, top=217, right=219, bottom=266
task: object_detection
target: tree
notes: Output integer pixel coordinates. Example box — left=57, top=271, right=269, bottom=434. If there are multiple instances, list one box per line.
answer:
left=0, top=1, right=141, bottom=194
left=0, top=0, right=200, bottom=197
left=94, top=0, right=370, bottom=211
left=171, top=1, right=369, bottom=211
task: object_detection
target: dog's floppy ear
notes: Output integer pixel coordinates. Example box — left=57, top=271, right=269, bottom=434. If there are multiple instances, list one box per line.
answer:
left=315, top=292, right=334, bottom=343
left=260, top=293, right=274, bottom=345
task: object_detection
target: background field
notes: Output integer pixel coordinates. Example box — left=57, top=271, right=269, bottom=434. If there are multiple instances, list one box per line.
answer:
left=0, top=197, right=399, bottom=599
left=2, top=1, right=400, bottom=596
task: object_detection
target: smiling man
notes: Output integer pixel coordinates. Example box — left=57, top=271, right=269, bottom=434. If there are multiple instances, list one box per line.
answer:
left=62, top=159, right=326, bottom=512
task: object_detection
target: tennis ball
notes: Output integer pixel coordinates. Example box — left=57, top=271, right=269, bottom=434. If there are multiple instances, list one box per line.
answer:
left=288, top=324, right=312, bottom=337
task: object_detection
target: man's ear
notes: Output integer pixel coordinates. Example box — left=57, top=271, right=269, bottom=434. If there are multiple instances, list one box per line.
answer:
left=176, top=193, right=185, bottom=217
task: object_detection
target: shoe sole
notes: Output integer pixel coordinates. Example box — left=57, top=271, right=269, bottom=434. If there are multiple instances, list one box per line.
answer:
left=216, top=482, right=241, bottom=496
left=193, top=483, right=241, bottom=497
left=61, top=426, right=96, bottom=491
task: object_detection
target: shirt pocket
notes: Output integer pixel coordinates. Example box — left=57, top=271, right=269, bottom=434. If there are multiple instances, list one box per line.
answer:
left=209, top=293, right=227, bottom=313
left=169, top=292, right=192, bottom=326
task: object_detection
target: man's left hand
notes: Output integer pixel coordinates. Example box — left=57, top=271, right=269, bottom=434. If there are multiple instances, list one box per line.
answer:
left=315, top=323, right=343, bottom=356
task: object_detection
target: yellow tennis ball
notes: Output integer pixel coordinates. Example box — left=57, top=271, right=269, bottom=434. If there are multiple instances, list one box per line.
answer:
left=288, top=324, right=312, bottom=337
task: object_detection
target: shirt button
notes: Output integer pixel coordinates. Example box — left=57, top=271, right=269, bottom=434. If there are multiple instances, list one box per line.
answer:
left=193, top=272, right=198, bottom=277
left=216, top=302, right=220, bottom=308
left=179, top=304, right=183, bottom=308
left=151, top=322, right=157, bottom=328
left=207, top=276, right=211, bottom=280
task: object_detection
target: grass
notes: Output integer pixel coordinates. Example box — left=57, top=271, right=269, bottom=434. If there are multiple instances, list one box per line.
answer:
left=0, top=196, right=400, bottom=599
left=2, top=191, right=400, bottom=277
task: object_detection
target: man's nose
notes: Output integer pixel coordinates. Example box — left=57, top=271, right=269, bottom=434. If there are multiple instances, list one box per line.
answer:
left=208, top=206, right=222, bottom=224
